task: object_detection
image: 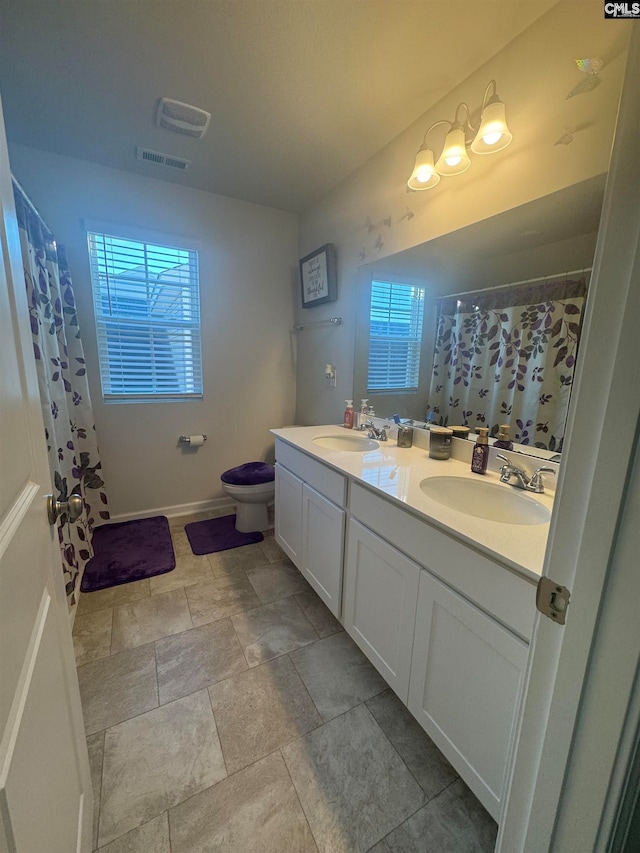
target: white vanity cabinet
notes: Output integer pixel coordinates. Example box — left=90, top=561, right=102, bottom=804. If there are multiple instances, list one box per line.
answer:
left=344, top=519, right=421, bottom=703
left=408, top=570, right=528, bottom=820
left=274, top=439, right=346, bottom=618
left=347, top=481, right=534, bottom=821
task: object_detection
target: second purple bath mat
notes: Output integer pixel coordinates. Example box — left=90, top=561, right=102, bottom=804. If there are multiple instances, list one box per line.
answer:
left=185, top=514, right=264, bottom=555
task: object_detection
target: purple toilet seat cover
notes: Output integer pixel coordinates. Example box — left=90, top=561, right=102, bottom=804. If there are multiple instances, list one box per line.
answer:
left=221, top=461, right=275, bottom=486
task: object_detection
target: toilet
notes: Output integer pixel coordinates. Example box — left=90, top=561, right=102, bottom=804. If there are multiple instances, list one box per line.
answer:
left=220, top=461, right=275, bottom=533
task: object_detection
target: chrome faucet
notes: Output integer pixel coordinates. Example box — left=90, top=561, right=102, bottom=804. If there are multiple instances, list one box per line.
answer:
left=365, top=420, right=388, bottom=441
left=496, top=453, right=556, bottom=494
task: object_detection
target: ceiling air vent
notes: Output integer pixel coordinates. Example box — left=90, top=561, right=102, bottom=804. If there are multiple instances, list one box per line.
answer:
left=136, top=147, right=191, bottom=171
left=155, top=98, right=211, bottom=139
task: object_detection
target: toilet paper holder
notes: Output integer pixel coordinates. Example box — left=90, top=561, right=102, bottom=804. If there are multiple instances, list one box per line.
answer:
left=179, top=434, right=208, bottom=444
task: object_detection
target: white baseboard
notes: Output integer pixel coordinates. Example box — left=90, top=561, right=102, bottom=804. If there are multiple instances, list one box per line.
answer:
left=104, top=497, right=236, bottom=525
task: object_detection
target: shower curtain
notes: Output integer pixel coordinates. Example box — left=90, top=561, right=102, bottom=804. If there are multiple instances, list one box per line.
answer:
left=13, top=180, right=109, bottom=607
left=426, top=276, right=588, bottom=451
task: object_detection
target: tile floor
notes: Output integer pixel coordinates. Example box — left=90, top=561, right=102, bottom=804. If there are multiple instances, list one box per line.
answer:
left=74, top=511, right=497, bottom=852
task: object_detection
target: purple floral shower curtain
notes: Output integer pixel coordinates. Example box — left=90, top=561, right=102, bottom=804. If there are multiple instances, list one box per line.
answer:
left=13, top=180, right=109, bottom=607
left=427, top=276, right=588, bottom=452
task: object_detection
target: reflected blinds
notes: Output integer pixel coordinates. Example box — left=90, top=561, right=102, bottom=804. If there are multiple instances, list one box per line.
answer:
left=87, top=231, right=202, bottom=400
left=368, top=280, right=425, bottom=392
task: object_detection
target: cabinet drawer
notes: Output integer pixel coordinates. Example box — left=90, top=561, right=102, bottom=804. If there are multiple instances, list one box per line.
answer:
left=350, top=482, right=535, bottom=641
left=275, top=439, right=346, bottom=507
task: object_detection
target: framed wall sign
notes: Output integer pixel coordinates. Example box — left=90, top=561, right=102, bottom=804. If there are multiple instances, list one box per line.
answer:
left=299, top=243, right=337, bottom=308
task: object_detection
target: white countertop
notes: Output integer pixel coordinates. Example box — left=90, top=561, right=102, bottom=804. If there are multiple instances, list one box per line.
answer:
left=271, top=425, right=554, bottom=582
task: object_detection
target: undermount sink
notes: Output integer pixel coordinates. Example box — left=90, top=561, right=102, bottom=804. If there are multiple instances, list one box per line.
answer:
left=419, top=476, right=551, bottom=526
left=312, top=434, right=380, bottom=453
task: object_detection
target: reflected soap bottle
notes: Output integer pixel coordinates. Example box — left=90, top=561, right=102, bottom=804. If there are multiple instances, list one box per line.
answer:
left=471, top=428, right=490, bottom=475
left=494, top=424, right=514, bottom=451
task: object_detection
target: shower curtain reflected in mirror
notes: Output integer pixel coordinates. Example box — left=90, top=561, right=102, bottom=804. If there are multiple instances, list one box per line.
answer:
left=13, top=179, right=109, bottom=607
left=426, top=276, right=588, bottom=452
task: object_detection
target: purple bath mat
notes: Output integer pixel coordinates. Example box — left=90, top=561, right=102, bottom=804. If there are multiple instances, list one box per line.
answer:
left=81, top=515, right=175, bottom=592
left=185, top=514, right=264, bottom=555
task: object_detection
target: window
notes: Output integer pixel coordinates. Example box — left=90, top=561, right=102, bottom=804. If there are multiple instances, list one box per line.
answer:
left=87, top=229, right=202, bottom=401
left=367, top=279, right=425, bottom=393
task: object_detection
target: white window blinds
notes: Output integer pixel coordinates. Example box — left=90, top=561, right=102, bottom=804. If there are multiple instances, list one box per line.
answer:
left=87, top=231, right=202, bottom=401
left=368, top=280, right=425, bottom=392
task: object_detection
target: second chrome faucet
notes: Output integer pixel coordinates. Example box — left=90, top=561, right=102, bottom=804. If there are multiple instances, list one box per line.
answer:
left=496, top=453, right=555, bottom=494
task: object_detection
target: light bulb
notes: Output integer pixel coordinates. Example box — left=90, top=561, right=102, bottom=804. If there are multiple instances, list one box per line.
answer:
left=471, top=97, right=512, bottom=155
left=435, top=126, right=471, bottom=176
left=445, top=155, right=462, bottom=167
left=416, top=164, right=434, bottom=182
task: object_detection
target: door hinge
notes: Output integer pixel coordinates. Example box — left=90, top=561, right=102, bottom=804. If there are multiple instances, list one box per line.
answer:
left=536, top=576, right=571, bottom=625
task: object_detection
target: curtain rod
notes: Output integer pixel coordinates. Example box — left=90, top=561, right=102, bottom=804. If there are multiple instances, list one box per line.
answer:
left=11, top=174, right=49, bottom=227
left=442, top=267, right=592, bottom=301
left=292, top=317, right=343, bottom=332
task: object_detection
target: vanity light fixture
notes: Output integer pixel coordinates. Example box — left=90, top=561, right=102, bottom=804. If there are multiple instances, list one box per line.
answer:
left=407, top=80, right=512, bottom=191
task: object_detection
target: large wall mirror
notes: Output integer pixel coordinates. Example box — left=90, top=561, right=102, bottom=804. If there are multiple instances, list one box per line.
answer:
left=353, top=175, right=605, bottom=458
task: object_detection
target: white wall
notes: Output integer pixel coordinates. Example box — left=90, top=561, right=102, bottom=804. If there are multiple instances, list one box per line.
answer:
left=9, top=144, right=298, bottom=517
left=296, top=3, right=628, bottom=425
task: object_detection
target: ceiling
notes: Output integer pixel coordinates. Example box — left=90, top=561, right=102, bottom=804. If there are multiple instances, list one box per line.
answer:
left=0, top=1, right=557, bottom=213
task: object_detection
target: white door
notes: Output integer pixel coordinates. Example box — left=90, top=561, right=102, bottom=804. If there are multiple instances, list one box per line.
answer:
left=0, top=96, right=93, bottom=851
left=498, top=28, right=640, bottom=853
left=344, top=519, right=420, bottom=702
left=408, top=569, right=528, bottom=822
left=301, top=483, right=344, bottom=618
left=274, top=463, right=303, bottom=567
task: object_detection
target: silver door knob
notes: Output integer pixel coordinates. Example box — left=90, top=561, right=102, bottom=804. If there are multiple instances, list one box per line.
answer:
left=47, top=493, right=83, bottom=525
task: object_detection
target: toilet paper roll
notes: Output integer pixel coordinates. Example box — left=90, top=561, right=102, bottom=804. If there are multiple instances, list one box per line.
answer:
left=188, top=434, right=206, bottom=447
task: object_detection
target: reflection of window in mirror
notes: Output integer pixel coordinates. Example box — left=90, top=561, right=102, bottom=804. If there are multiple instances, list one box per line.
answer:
left=367, top=279, right=426, bottom=394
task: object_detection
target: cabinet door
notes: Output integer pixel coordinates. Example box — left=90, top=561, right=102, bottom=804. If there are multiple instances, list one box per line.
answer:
left=408, top=570, right=528, bottom=821
left=344, top=520, right=420, bottom=703
left=301, top=484, right=345, bottom=618
left=274, top=464, right=303, bottom=567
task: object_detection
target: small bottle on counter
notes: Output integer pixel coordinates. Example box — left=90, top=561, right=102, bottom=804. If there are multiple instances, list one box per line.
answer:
left=354, top=399, right=369, bottom=430
left=471, top=428, right=490, bottom=475
left=343, top=400, right=354, bottom=429
left=493, top=424, right=514, bottom=451
left=429, top=427, right=453, bottom=460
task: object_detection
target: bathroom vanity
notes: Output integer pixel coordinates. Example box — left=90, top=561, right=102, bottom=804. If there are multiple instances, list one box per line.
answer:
left=271, top=425, right=554, bottom=822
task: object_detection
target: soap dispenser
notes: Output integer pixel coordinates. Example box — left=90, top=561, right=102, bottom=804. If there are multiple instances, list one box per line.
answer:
left=355, top=399, right=368, bottom=430
left=343, top=400, right=354, bottom=429
left=471, top=428, right=490, bottom=475
left=494, top=424, right=514, bottom=451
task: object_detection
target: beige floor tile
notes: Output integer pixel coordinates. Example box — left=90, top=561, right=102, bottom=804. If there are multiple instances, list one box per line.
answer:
left=170, top=530, right=193, bottom=557
left=98, top=691, right=225, bottom=847
left=156, top=620, right=247, bottom=704
left=206, top=542, right=271, bottom=579
left=209, top=655, right=321, bottom=774
left=294, top=591, right=342, bottom=638
left=368, top=779, right=497, bottom=853
left=98, top=813, right=170, bottom=853
left=73, top=608, right=113, bottom=666
left=76, top=579, right=150, bottom=617
left=231, top=597, right=318, bottom=666
left=149, top=553, right=213, bottom=595
left=282, top=704, right=424, bottom=853
left=245, top=561, right=311, bottom=604
left=259, top=537, right=288, bottom=564
left=169, top=752, right=317, bottom=853
left=290, top=631, right=387, bottom=721
left=111, top=589, right=192, bottom=653
left=78, top=643, right=158, bottom=735
left=366, top=689, right=458, bottom=800
left=87, top=731, right=104, bottom=851
left=185, top=574, right=260, bottom=627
